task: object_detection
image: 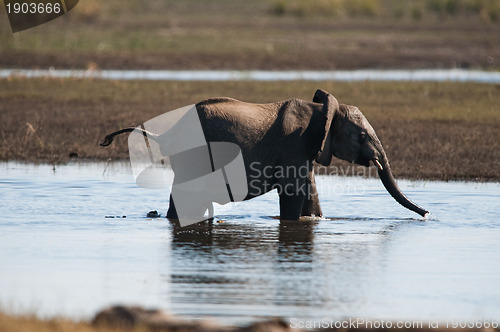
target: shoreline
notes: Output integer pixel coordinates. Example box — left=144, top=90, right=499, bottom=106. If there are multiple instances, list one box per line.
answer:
left=1, top=305, right=498, bottom=332
left=1, top=159, right=499, bottom=184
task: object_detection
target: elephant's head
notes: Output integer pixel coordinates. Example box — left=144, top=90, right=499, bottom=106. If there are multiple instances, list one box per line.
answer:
left=313, top=89, right=429, bottom=218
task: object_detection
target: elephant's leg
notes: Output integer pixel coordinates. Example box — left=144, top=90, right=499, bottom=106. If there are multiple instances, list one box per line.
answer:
left=301, top=171, right=323, bottom=217
left=166, top=194, right=178, bottom=219
left=279, top=192, right=306, bottom=221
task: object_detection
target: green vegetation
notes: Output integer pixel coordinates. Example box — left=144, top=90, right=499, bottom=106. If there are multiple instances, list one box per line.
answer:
left=426, top=0, right=500, bottom=21
left=1, top=77, right=498, bottom=181
left=271, top=0, right=500, bottom=21
left=271, top=0, right=383, bottom=17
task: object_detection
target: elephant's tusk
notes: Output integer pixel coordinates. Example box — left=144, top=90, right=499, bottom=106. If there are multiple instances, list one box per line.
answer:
left=373, top=159, right=383, bottom=171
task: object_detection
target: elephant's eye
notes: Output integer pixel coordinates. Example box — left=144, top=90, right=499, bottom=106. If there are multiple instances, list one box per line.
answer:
left=359, top=132, right=367, bottom=142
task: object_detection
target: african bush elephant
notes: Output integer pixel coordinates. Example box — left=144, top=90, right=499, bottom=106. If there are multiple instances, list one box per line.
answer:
left=101, top=89, right=428, bottom=220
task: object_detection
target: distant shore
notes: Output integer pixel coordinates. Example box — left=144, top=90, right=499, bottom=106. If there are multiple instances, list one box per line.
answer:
left=1, top=0, right=499, bottom=71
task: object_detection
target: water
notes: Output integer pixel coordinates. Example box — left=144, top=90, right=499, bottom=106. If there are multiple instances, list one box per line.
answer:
left=1, top=68, right=500, bottom=83
left=1, top=162, right=499, bottom=325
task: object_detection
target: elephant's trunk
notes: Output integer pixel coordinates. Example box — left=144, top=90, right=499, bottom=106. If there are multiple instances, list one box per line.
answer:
left=374, top=157, right=429, bottom=218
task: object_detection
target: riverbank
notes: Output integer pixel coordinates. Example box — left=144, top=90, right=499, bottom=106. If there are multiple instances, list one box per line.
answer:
left=1, top=78, right=498, bottom=181
left=2, top=306, right=498, bottom=332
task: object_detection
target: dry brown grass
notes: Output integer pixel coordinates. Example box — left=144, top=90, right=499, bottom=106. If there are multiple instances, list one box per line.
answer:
left=0, top=78, right=498, bottom=181
left=0, top=311, right=97, bottom=332
left=2, top=308, right=499, bottom=332
left=1, top=0, right=499, bottom=71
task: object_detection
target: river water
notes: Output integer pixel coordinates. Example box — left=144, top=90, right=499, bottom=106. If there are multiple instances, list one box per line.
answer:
left=0, top=162, right=499, bottom=325
left=1, top=68, right=500, bottom=83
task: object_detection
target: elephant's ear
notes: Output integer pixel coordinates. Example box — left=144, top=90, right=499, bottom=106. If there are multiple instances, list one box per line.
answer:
left=313, top=89, right=339, bottom=166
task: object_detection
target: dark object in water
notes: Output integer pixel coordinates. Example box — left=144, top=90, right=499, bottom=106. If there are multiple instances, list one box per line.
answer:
left=147, top=210, right=161, bottom=218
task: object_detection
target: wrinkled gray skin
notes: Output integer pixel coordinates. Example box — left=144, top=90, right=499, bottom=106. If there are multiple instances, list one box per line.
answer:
left=101, top=89, right=428, bottom=220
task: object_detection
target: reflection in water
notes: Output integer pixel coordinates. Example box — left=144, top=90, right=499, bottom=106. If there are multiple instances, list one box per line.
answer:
left=275, top=221, right=315, bottom=309
left=167, top=218, right=400, bottom=322
left=0, top=163, right=499, bottom=324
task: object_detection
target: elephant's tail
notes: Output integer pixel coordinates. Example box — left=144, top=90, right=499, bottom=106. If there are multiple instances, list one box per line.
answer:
left=100, top=127, right=159, bottom=146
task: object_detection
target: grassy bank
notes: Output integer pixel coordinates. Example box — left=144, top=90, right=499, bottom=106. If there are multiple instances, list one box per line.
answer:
left=0, top=78, right=498, bottom=181
left=0, top=311, right=93, bottom=332
left=0, top=0, right=499, bottom=70
left=2, top=308, right=498, bottom=332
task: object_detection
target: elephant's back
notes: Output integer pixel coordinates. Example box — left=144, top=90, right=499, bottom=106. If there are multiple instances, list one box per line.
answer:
left=196, top=97, right=280, bottom=120
left=195, top=98, right=281, bottom=143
